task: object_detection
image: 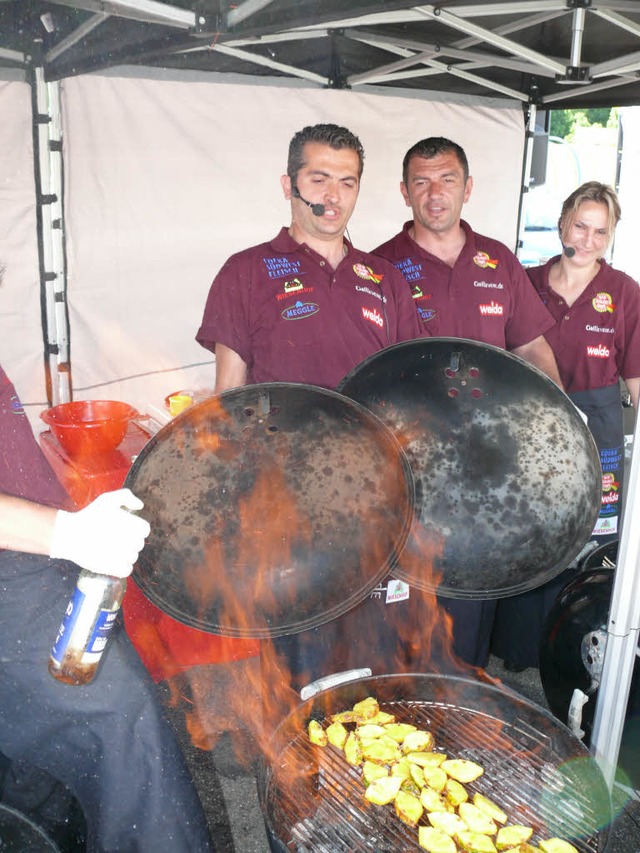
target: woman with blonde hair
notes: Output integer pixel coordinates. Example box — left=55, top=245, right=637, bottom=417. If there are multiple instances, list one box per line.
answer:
left=492, top=181, right=640, bottom=671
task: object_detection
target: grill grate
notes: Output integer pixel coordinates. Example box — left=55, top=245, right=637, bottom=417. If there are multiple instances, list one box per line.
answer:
left=266, top=696, right=608, bottom=852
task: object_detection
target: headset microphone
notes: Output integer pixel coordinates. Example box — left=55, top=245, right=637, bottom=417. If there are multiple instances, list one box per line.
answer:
left=562, top=244, right=576, bottom=258
left=292, top=186, right=325, bottom=217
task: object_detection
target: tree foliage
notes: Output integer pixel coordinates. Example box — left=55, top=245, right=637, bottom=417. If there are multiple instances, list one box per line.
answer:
left=549, top=108, right=617, bottom=140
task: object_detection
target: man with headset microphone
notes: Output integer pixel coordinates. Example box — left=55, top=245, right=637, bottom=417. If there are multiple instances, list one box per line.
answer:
left=196, top=123, right=422, bottom=393
left=196, top=123, right=427, bottom=703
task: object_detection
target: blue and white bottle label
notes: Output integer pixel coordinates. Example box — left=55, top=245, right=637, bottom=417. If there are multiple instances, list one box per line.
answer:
left=50, top=586, right=118, bottom=665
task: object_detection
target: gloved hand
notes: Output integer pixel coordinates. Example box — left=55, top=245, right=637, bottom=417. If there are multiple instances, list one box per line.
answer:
left=50, top=488, right=151, bottom=578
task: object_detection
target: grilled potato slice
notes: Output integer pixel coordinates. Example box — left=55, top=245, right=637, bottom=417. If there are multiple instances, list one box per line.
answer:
left=495, top=825, right=534, bottom=849
left=362, top=760, right=388, bottom=785
left=442, top=758, right=484, bottom=783
left=395, top=789, right=424, bottom=827
left=384, top=722, right=418, bottom=742
left=329, top=710, right=361, bottom=724
left=538, top=840, right=578, bottom=853
left=459, top=802, right=498, bottom=835
left=356, top=723, right=387, bottom=739
left=422, top=765, right=448, bottom=792
left=402, top=729, right=435, bottom=753
left=427, top=810, right=468, bottom=836
left=409, top=762, right=425, bottom=788
left=474, top=792, right=508, bottom=825
left=407, top=751, right=448, bottom=767
left=499, top=845, right=539, bottom=853
left=326, top=721, right=348, bottom=750
left=307, top=719, right=327, bottom=746
left=361, top=738, right=401, bottom=764
left=367, top=710, right=396, bottom=725
left=364, top=774, right=402, bottom=805
left=353, top=696, right=379, bottom=719
left=455, top=829, right=498, bottom=852
left=418, top=826, right=458, bottom=853
left=344, top=731, right=362, bottom=766
left=421, top=786, right=453, bottom=813
left=391, top=757, right=412, bottom=780
left=444, top=778, right=469, bottom=807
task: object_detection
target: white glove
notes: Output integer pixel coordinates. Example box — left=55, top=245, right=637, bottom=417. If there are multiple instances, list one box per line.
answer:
left=50, top=488, right=151, bottom=578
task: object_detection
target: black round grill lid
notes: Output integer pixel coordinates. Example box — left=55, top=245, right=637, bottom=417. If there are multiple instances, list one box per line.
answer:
left=338, top=338, right=601, bottom=600
left=125, top=383, right=415, bottom=638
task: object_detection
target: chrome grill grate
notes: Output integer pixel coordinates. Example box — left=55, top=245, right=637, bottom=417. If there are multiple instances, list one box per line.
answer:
left=265, top=687, right=609, bottom=853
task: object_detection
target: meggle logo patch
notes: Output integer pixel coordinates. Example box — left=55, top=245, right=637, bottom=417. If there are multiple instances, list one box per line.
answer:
left=281, top=300, right=319, bottom=320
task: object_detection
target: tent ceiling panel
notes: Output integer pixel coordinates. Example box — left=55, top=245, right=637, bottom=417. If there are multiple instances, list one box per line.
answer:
left=1, top=1, right=639, bottom=108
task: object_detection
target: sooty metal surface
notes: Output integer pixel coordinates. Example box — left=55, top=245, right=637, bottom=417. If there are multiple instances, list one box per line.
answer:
left=338, top=338, right=601, bottom=599
left=262, top=675, right=611, bottom=853
left=125, top=383, right=414, bottom=638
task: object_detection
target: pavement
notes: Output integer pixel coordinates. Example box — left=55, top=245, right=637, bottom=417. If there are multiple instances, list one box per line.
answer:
left=163, top=654, right=640, bottom=853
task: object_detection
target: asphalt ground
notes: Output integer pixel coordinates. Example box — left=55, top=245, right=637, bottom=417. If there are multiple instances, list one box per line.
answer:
left=163, top=654, right=640, bottom=853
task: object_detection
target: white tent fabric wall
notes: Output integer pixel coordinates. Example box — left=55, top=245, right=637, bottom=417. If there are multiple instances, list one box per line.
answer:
left=8, top=68, right=525, bottom=425
left=0, top=78, right=47, bottom=427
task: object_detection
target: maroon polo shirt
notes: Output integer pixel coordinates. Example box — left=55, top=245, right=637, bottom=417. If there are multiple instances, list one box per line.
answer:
left=0, top=364, right=68, bottom=509
left=374, top=220, right=554, bottom=349
left=196, top=227, right=424, bottom=389
left=528, top=257, right=640, bottom=393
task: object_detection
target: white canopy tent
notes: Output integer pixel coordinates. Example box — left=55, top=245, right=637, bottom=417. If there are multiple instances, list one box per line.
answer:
left=0, top=24, right=638, bottom=796
left=0, top=67, right=525, bottom=422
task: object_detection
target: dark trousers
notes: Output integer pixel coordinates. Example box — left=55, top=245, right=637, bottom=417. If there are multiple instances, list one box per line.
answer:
left=0, top=550, right=215, bottom=853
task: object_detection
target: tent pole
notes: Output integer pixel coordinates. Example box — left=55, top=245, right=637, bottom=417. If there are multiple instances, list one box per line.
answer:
left=515, top=101, right=536, bottom=257
left=31, top=66, right=71, bottom=406
left=591, top=410, right=640, bottom=789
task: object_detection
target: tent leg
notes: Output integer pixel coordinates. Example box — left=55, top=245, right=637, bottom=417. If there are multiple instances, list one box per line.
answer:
left=591, top=411, right=640, bottom=789
left=30, top=66, right=71, bottom=406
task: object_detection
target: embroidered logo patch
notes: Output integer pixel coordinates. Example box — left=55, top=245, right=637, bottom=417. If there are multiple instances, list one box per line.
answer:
left=418, top=307, right=436, bottom=322
left=284, top=278, right=304, bottom=293
left=281, top=301, right=319, bottom=320
left=592, top=292, right=615, bottom=313
left=411, top=284, right=424, bottom=299
left=593, top=516, right=618, bottom=536
left=473, top=251, right=499, bottom=269
left=478, top=301, right=504, bottom=316
left=354, top=263, right=383, bottom=284
left=262, top=256, right=302, bottom=280
left=362, top=306, right=384, bottom=328
left=586, top=343, right=610, bottom=358
left=395, top=258, right=424, bottom=282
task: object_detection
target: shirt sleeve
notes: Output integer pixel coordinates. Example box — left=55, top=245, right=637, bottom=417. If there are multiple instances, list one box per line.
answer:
left=195, top=254, right=254, bottom=370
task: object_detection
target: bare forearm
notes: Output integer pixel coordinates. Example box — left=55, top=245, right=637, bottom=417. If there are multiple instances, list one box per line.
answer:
left=214, top=343, right=248, bottom=393
left=512, top=337, right=564, bottom=390
left=0, top=494, right=57, bottom=555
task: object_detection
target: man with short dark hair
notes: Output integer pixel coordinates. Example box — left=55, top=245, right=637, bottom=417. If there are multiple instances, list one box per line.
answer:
left=197, top=123, right=422, bottom=393
left=373, top=136, right=563, bottom=669
left=375, top=136, right=562, bottom=382
left=196, top=123, right=426, bottom=694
